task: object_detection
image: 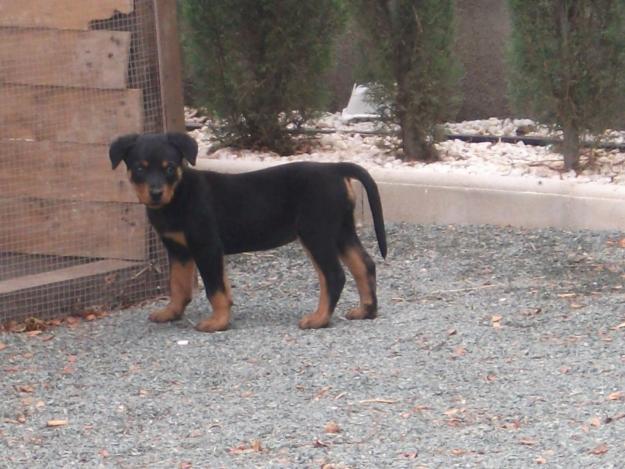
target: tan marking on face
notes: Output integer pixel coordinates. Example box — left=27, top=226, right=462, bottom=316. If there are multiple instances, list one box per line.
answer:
left=298, top=243, right=331, bottom=329
left=159, top=167, right=183, bottom=206
left=148, top=259, right=195, bottom=322
left=160, top=183, right=176, bottom=205
left=140, top=160, right=148, bottom=168
left=162, top=231, right=187, bottom=247
left=128, top=169, right=151, bottom=205
left=130, top=183, right=152, bottom=208
left=127, top=167, right=182, bottom=207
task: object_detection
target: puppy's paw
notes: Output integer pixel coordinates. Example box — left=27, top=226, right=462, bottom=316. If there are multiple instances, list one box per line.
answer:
left=148, top=307, right=183, bottom=323
left=345, top=305, right=377, bottom=320
left=195, top=317, right=229, bottom=333
left=298, top=312, right=330, bottom=330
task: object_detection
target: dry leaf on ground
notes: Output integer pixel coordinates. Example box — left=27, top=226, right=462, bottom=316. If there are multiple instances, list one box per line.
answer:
left=313, top=439, right=329, bottom=448
left=228, top=440, right=263, bottom=454
left=46, top=419, right=68, bottom=427
left=491, top=315, right=503, bottom=329
left=15, top=384, right=34, bottom=393
left=358, top=398, right=397, bottom=404
left=589, top=443, right=608, bottom=455
left=557, top=293, right=576, bottom=298
left=452, top=346, right=466, bottom=357
left=324, top=421, right=341, bottom=434
left=519, top=437, right=537, bottom=446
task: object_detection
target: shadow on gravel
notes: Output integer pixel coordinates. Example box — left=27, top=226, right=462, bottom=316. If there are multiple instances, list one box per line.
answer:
left=2, top=223, right=625, bottom=467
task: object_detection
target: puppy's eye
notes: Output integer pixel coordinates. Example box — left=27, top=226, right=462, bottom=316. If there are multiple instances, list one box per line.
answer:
left=134, top=166, right=145, bottom=175
left=165, top=165, right=177, bottom=176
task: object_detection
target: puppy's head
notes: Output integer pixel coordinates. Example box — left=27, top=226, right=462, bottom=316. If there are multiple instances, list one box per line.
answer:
left=109, top=132, right=198, bottom=208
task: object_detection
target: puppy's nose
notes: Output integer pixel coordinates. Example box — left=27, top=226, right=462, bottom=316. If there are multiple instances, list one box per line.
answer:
left=149, top=187, right=163, bottom=201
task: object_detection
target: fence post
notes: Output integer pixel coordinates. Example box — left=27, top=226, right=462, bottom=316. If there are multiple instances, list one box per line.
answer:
left=154, top=0, right=186, bottom=132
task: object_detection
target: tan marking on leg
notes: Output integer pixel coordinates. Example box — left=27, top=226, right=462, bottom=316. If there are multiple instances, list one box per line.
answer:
left=149, top=259, right=195, bottom=322
left=196, top=263, right=232, bottom=332
left=341, top=246, right=376, bottom=320
left=162, top=231, right=187, bottom=247
left=298, top=245, right=332, bottom=329
left=344, top=178, right=356, bottom=203
left=195, top=290, right=231, bottom=332
left=223, top=271, right=233, bottom=305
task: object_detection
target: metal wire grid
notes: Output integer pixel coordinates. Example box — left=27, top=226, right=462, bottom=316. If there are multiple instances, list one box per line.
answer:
left=0, top=0, right=167, bottom=323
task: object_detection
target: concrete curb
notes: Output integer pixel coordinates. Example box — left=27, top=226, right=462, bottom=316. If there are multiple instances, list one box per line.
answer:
left=195, top=159, right=625, bottom=231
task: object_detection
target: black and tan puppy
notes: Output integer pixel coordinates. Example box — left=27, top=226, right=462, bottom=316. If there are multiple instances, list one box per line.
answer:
left=109, top=132, right=386, bottom=332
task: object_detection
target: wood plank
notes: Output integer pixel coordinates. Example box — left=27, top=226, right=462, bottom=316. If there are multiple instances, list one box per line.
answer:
left=0, top=259, right=136, bottom=295
left=0, top=0, right=133, bottom=30
left=0, top=140, right=136, bottom=203
left=0, top=84, right=143, bottom=144
left=154, top=0, right=186, bottom=132
left=0, top=197, right=147, bottom=260
left=0, top=252, right=87, bottom=281
left=0, top=258, right=168, bottom=324
left=0, top=29, right=131, bottom=89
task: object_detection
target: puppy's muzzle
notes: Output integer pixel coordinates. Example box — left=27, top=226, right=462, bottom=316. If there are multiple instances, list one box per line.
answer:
left=149, top=187, right=164, bottom=204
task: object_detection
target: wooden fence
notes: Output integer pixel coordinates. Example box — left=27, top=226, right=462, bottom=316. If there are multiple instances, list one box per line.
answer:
left=0, top=0, right=184, bottom=322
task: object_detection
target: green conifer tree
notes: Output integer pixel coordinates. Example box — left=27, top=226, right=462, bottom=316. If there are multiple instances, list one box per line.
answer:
left=508, top=0, right=625, bottom=170
left=181, top=0, right=345, bottom=155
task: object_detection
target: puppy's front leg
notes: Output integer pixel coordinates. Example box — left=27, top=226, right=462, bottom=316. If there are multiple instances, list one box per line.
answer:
left=192, top=244, right=232, bottom=332
left=149, top=242, right=195, bottom=323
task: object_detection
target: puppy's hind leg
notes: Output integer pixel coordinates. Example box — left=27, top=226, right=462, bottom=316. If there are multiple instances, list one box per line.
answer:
left=338, top=222, right=378, bottom=320
left=298, top=236, right=346, bottom=329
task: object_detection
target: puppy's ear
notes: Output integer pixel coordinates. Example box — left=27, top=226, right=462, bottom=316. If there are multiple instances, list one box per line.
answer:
left=109, top=134, right=139, bottom=169
left=166, top=132, right=198, bottom=166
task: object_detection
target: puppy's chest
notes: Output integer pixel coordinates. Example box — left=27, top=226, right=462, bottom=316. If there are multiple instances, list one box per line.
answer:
left=147, top=209, right=188, bottom=247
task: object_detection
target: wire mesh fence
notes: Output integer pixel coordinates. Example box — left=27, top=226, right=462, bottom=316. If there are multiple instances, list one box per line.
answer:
left=0, top=0, right=173, bottom=323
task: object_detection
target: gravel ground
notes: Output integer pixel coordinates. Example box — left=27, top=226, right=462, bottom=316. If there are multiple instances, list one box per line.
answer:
left=2, top=222, right=625, bottom=468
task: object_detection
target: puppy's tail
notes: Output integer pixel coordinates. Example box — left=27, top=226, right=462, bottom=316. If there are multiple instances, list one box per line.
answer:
left=337, top=163, right=387, bottom=258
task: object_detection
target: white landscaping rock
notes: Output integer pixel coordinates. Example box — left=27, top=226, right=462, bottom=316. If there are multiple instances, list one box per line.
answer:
left=192, top=112, right=625, bottom=186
